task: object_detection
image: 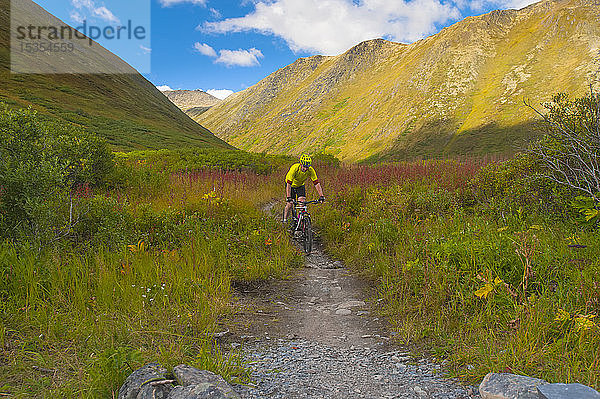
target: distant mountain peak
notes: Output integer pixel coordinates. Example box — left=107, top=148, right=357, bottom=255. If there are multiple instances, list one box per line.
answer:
left=163, top=90, right=222, bottom=112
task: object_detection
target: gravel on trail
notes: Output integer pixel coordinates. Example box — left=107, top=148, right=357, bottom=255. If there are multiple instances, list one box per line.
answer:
left=227, top=204, right=480, bottom=398
left=233, top=339, right=478, bottom=399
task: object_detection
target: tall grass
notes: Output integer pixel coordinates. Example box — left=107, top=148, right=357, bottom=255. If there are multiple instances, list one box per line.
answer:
left=314, top=159, right=600, bottom=388
left=0, top=155, right=300, bottom=397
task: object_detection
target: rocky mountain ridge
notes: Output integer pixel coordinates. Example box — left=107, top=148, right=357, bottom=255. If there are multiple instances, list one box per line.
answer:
left=163, top=90, right=222, bottom=113
left=196, top=0, right=600, bottom=161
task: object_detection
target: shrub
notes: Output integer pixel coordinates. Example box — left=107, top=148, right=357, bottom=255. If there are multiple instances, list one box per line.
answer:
left=312, top=152, right=341, bottom=167
left=0, top=104, right=113, bottom=243
left=527, top=90, right=600, bottom=202
left=470, top=153, right=572, bottom=218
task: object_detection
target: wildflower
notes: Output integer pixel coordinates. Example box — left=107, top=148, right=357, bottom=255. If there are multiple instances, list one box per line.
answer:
left=475, top=277, right=504, bottom=299
left=128, top=240, right=146, bottom=253
left=554, top=308, right=571, bottom=323
left=265, top=238, right=272, bottom=246
left=573, top=314, right=597, bottom=331
left=474, top=283, right=494, bottom=299
left=565, top=234, right=580, bottom=245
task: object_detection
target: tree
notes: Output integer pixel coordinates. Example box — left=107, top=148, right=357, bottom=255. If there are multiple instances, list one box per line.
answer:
left=526, top=88, right=600, bottom=202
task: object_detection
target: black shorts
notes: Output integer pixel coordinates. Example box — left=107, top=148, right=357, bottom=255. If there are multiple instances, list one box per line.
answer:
left=285, top=182, right=306, bottom=199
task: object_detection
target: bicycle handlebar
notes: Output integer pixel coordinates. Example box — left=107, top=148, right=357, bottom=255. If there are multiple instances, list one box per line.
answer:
left=297, top=200, right=320, bottom=205
left=291, top=200, right=321, bottom=207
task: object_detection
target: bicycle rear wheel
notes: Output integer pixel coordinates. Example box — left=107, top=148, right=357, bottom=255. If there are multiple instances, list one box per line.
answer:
left=303, top=217, right=313, bottom=254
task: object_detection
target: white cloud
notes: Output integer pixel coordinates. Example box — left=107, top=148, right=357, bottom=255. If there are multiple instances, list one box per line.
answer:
left=70, top=10, right=85, bottom=24
left=157, top=85, right=174, bottom=91
left=140, top=45, right=152, bottom=54
left=93, top=6, right=120, bottom=24
left=206, top=89, right=234, bottom=100
left=158, top=0, right=206, bottom=6
left=203, top=0, right=461, bottom=55
left=70, top=0, right=120, bottom=24
left=195, top=43, right=264, bottom=67
left=194, top=42, right=217, bottom=57
left=215, top=48, right=264, bottom=67
left=72, top=0, right=94, bottom=9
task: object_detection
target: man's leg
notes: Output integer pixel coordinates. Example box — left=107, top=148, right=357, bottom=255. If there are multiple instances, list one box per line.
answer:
left=284, top=201, right=293, bottom=221
left=284, top=184, right=295, bottom=222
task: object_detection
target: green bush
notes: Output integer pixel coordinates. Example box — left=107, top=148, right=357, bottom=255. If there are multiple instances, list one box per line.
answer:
left=71, top=196, right=133, bottom=248
left=0, top=104, right=113, bottom=244
left=113, top=148, right=291, bottom=176
left=312, top=152, right=341, bottom=167
left=470, top=153, right=572, bottom=218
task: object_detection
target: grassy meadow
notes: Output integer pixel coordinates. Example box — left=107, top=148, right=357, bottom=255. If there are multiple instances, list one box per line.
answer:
left=2, top=91, right=600, bottom=397
left=313, top=158, right=600, bottom=388
left=0, top=107, right=301, bottom=397
left=0, top=162, right=302, bottom=397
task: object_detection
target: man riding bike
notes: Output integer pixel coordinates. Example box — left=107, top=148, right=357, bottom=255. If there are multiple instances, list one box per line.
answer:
left=283, top=154, right=325, bottom=224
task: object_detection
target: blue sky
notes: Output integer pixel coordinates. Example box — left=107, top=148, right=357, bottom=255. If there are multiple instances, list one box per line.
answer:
left=32, top=0, right=539, bottom=99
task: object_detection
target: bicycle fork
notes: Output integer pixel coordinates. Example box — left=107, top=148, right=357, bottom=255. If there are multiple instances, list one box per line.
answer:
left=294, top=215, right=303, bottom=231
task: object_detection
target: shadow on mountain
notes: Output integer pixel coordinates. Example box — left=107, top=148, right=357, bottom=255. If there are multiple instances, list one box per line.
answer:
left=363, top=118, right=544, bottom=163
left=186, top=106, right=212, bottom=118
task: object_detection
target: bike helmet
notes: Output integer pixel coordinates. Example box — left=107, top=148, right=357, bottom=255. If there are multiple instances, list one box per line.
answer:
left=300, top=154, right=312, bottom=167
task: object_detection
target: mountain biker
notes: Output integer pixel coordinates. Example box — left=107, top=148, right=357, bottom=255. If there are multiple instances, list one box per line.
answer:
left=283, top=154, right=325, bottom=223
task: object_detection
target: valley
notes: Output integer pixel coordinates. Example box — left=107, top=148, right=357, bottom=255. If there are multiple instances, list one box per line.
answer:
left=1, top=0, right=600, bottom=397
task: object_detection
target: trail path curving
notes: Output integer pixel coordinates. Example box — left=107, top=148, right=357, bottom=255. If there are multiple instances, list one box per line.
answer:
left=223, top=203, right=480, bottom=398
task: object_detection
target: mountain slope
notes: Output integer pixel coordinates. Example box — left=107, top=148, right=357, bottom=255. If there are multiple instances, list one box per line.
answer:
left=196, top=0, right=600, bottom=161
left=163, top=90, right=222, bottom=113
left=0, top=0, right=231, bottom=151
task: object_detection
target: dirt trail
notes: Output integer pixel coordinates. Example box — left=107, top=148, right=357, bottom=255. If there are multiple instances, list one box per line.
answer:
left=228, top=239, right=390, bottom=346
left=220, top=202, right=479, bottom=398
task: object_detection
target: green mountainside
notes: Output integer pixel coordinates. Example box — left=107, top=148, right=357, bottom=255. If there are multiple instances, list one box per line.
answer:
left=196, top=0, right=600, bottom=161
left=0, top=0, right=231, bottom=151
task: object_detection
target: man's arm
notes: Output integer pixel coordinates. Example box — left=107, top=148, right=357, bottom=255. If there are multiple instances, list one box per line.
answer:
left=286, top=182, right=292, bottom=199
left=310, top=167, right=324, bottom=200
left=314, top=182, right=324, bottom=197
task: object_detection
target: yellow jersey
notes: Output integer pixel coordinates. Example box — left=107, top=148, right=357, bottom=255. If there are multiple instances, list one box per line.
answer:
left=285, top=163, right=319, bottom=187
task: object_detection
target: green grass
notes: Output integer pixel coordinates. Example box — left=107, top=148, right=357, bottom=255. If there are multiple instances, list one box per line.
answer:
left=0, top=146, right=301, bottom=397
left=313, top=162, right=600, bottom=389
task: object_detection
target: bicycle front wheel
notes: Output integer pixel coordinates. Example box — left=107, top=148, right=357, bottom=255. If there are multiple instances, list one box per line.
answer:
left=303, top=217, right=313, bottom=254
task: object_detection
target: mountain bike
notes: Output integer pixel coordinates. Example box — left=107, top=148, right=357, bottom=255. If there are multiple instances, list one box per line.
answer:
left=288, top=200, right=319, bottom=254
